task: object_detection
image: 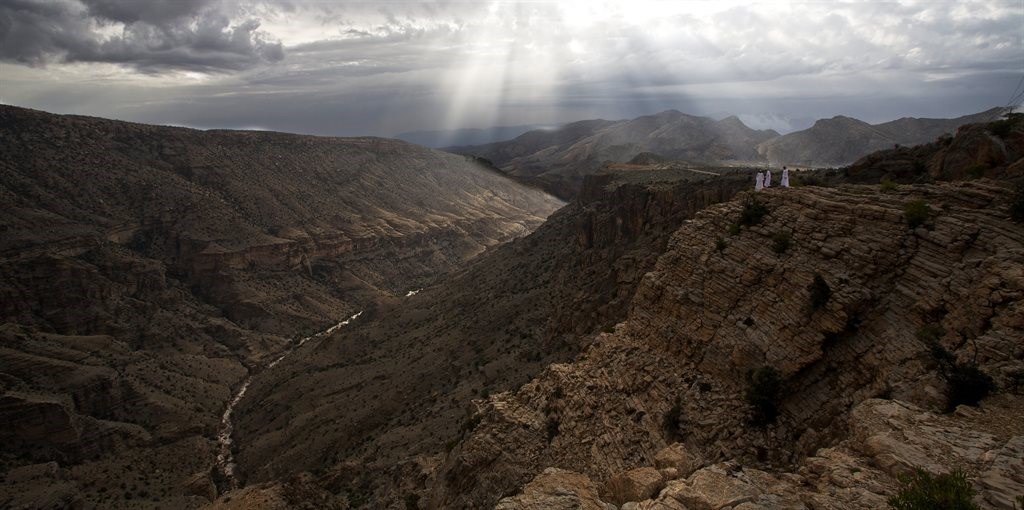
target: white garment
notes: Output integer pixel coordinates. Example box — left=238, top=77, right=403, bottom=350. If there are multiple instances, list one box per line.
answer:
left=765, top=170, right=772, bottom=187
left=755, top=172, right=764, bottom=191
left=781, top=168, right=790, bottom=188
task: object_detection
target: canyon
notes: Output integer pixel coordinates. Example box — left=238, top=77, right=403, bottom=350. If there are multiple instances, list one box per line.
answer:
left=1, top=105, right=1022, bottom=510
left=0, top=105, right=561, bottom=508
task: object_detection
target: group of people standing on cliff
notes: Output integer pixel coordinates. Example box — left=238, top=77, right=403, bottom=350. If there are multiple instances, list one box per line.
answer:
left=755, top=166, right=790, bottom=191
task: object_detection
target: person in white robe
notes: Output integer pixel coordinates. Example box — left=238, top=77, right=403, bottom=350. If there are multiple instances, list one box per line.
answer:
left=781, top=167, right=790, bottom=188
left=755, top=171, right=764, bottom=191
left=765, top=169, right=772, bottom=187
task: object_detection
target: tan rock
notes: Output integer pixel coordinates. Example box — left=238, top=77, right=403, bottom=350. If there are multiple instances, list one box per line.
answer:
left=663, top=466, right=760, bottom=510
left=602, top=467, right=666, bottom=505
left=654, top=443, right=702, bottom=478
left=495, top=468, right=614, bottom=510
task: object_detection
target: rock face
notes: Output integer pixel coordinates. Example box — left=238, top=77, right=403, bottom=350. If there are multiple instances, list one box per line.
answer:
left=0, top=105, right=561, bottom=508
left=848, top=117, right=1024, bottom=183
left=432, top=180, right=1024, bottom=508
left=758, top=108, right=1006, bottom=168
left=449, top=111, right=778, bottom=199
left=231, top=169, right=752, bottom=506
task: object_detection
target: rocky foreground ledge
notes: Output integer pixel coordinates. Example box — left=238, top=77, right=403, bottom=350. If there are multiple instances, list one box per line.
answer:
left=432, top=181, right=1024, bottom=509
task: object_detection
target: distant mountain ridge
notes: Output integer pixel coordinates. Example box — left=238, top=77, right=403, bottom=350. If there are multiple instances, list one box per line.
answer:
left=756, top=107, right=1006, bottom=167
left=448, top=108, right=1004, bottom=199
left=447, top=110, right=778, bottom=199
left=394, top=124, right=545, bottom=148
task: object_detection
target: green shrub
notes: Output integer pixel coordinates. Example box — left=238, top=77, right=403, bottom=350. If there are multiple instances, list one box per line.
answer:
left=988, top=112, right=1024, bottom=139
left=795, top=173, right=823, bottom=187
left=745, top=366, right=782, bottom=427
left=888, top=468, right=978, bottom=510
left=663, top=398, right=684, bottom=440
left=904, top=200, right=933, bottom=229
left=739, top=196, right=769, bottom=227
left=545, top=416, right=560, bottom=442
left=919, top=326, right=995, bottom=411
left=1011, top=183, right=1024, bottom=223
left=881, top=178, right=898, bottom=192
left=1007, top=369, right=1024, bottom=394
left=404, top=493, right=421, bottom=510
left=945, top=364, right=995, bottom=411
left=716, top=237, right=728, bottom=252
left=771, top=231, right=791, bottom=253
left=728, top=223, right=741, bottom=236
left=808, top=274, right=831, bottom=309
left=965, top=164, right=988, bottom=179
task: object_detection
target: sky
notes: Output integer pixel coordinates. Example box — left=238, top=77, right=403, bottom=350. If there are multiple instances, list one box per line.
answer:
left=2, top=0, right=1022, bottom=140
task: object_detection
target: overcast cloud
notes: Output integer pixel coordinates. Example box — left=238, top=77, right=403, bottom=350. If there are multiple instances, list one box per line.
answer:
left=1, top=0, right=1021, bottom=138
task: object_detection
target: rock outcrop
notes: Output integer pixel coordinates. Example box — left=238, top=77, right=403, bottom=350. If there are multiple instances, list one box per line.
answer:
left=434, top=180, right=1024, bottom=508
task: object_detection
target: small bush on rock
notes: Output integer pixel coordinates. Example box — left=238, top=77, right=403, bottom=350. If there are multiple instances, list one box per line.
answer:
left=771, top=231, right=791, bottom=253
left=808, top=274, right=831, bottom=310
left=888, top=468, right=979, bottom=510
left=745, top=366, right=782, bottom=427
left=739, top=196, right=769, bottom=227
left=663, top=398, right=685, bottom=440
left=919, top=325, right=995, bottom=411
left=905, top=200, right=934, bottom=229
left=545, top=416, right=560, bottom=442
left=881, top=178, right=898, bottom=192
left=1011, top=182, right=1024, bottom=223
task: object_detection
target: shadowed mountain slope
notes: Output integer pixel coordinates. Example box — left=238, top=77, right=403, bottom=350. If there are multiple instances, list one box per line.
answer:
left=0, top=105, right=562, bottom=509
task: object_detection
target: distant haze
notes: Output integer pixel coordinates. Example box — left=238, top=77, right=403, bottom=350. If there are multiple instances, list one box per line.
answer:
left=2, top=0, right=1021, bottom=138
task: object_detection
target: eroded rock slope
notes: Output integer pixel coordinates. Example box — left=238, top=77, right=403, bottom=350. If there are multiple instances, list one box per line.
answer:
left=436, top=180, right=1024, bottom=508
left=0, top=105, right=562, bottom=508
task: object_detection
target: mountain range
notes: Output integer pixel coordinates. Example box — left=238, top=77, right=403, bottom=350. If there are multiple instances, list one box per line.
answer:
left=1, top=104, right=1022, bottom=509
left=449, top=108, right=1005, bottom=199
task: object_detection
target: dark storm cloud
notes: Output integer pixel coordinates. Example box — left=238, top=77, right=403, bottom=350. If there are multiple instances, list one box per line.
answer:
left=2, top=0, right=1021, bottom=137
left=0, top=0, right=284, bottom=72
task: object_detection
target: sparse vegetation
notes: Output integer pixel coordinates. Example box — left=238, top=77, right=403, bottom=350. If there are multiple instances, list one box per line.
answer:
left=888, top=468, right=979, bottom=510
left=918, top=325, right=995, bottom=411
left=881, top=178, right=898, bottom=192
left=716, top=237, right=728, bottom=252
left=794, top=173, right=824, bottom=187
left=965, top=164, right=987, bottom=179
left=545, top=416, right=560, bottom=442
left=728, top=223, right=741, bottom=236
left=808, top=274, right=831, bottom=310
left=738, top=196, right=769, bottom=227
left=1011, top=182, right=1024, bottom=223
left=988, top=112, right=1024, bottom=139
left=745, top=366, right=782, bottom=427
left=663, top=397, right=685, bottom=440
left=771, top=231, right=791, bottom=253
left=904, top=200, right=934, bottom=229
left=404, top=493, right=421, bottom=510
left=1007, top=369, right=1024, bottom=394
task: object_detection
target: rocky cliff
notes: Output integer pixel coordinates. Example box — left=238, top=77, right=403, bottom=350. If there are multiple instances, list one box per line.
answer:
left=229, top=168, right=752, bottom=507
left=433, top=180, right=1024, bottom=509
left=0, top=105, right=562, bottom=509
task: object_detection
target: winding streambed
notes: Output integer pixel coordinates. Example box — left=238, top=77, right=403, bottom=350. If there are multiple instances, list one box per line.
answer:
left=215, top=311, right=363, bottom=491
